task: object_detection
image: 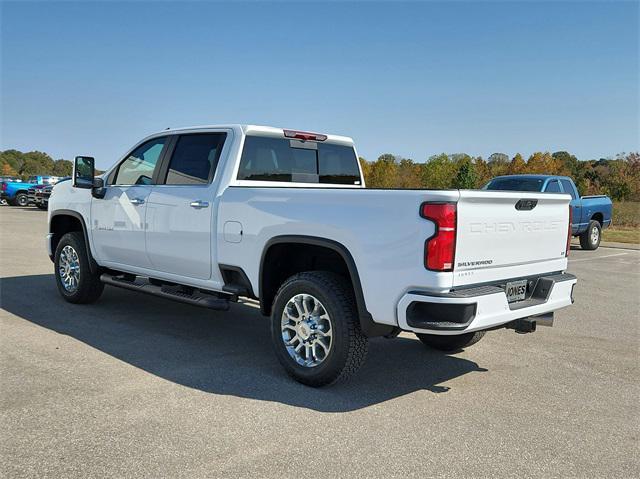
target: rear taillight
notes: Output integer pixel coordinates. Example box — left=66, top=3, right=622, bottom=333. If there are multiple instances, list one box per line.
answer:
left=283, top=129, right=328, bottom=142
left=421, top=202, right=457, bottom=271
left=566, top=206, right=572, bottom=257
left=1, top=183, right=6, bottom=191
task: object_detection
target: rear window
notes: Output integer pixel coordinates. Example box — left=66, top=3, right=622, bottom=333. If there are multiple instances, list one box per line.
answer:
left=484, top=177, right=544, bottom=192
left=164, top=133, right=226, bottom=185
left=237, top=136, right=361, bottom=185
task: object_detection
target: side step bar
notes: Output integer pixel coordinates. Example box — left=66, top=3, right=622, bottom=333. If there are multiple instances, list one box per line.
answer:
left=100, top=274, right=230, bottom=311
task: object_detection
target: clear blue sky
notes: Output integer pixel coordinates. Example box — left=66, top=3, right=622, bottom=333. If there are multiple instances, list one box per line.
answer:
left=2, top=1, right=638, bottom=169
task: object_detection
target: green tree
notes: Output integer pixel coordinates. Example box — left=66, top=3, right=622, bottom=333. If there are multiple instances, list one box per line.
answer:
left=52, top=159, right=73, bottom=176
left=453, top=158, right=477, bottom=189
left=421, top=154, right=458, bottom=189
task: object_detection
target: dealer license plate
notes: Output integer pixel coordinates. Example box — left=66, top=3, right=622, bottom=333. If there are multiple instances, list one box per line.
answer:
left=505, top=280, right=527, bottom=303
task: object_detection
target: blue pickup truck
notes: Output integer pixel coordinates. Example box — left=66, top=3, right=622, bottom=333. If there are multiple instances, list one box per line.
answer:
left=484, top=174, right=612, bottom=250
left=0, top=175, right=58, bottom=207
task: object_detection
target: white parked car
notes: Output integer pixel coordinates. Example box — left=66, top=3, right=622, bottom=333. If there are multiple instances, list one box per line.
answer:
left=47, top=125, right=576, bottom=386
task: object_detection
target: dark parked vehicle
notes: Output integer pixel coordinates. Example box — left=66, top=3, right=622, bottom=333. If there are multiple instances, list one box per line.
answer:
left=35, top=177, right=70, bottom=210
left=28, top=185, right=47, bottom=207
left=484, top=175, right=612, bottom=250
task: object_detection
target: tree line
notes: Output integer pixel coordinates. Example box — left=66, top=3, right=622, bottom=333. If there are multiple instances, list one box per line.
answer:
left=2, top=148, right=639, bottom=201
left=360, top=151, right=640, bottom=201
left=1, top=150, right=73, bottom=178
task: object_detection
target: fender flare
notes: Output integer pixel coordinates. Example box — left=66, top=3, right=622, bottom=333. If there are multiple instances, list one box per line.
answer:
left=259, top=235, right=394, bottom=337
left=50, top=209, right=99, bottom=274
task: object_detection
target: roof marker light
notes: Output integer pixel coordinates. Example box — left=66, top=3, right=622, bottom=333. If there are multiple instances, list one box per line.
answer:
left=283, top=130, right=327, bottom=142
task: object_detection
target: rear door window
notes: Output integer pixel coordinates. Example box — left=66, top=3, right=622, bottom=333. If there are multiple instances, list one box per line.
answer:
left=164, top=133, right=227, bottom=185
left=238, top=136, right=361, bottom=185
left=544, top=180, right=562, bottom=193
left=560, top=179, right=577, bottom=199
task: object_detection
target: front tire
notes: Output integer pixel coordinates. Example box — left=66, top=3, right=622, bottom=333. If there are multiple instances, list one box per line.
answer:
left=14, top=193, right=28, bottom=207
left=416, top=331, right=486, bottom=353
left=270, top=271, right=368, bottom=387
left=579, top=220, right=601, bottom=250
left=54, top=231, right=104, bottom=303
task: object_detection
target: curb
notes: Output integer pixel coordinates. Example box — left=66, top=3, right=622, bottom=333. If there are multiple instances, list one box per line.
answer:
left=599, top=242, right=640, bottom=251
left=571, top=239, right=640, bottom=251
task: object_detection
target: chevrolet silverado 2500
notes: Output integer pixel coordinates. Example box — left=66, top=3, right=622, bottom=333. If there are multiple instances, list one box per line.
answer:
left=47, top=125, right=577, bottom=386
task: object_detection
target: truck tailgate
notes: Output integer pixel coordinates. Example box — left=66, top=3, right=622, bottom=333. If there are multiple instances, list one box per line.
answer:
left=453, top=190, right=571, bottom=287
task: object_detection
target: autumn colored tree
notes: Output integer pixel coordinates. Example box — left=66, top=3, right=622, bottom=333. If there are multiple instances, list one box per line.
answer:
left=1, top=162, right=18, bottom=176
left=507, top=153, right=527, bottom=174
left=365, top=154, right=399, bottom=188
left=396, top=158, right=423, bottom=188
left=526, top=152, right=555, bottom=174
left=473, top=156, right=492, bottom=187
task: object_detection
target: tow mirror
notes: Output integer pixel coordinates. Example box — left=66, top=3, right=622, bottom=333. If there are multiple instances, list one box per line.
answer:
left=73, top=156, right=95, bottom=189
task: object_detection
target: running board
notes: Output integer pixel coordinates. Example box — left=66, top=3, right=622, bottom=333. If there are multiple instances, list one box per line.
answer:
left=100, top=274, right=230, bottom=311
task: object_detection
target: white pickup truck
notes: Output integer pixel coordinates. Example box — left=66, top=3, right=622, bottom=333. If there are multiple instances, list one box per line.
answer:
left=47, top=125, right=576, bottom=386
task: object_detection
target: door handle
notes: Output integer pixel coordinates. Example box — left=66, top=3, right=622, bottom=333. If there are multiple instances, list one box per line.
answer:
left=190, top=200, right=209, bottom=209
left=130, top=197, right=145, bottom=205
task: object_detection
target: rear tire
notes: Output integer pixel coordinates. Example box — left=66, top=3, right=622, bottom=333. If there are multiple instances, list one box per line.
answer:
left=416, top=331, right=486, bottom=352
left=579, top=220, right=601, bottom=250
left=37, top=203, right=48, bottom=210
left=54, top=231, right=104, bottom=304
left=270, top=271, right=368, bottom=387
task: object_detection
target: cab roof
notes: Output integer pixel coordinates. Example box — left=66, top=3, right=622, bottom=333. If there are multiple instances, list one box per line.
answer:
left=491, top=174, right=572, bottom=181
left=156, top=124, right=355, bottom=146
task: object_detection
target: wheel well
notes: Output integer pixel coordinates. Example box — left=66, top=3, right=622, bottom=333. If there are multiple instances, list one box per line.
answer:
left=15, top=189, right=28, bottom=195
left=591, top=213, right=603, bottom=225
left=50, top=214, right=85, bottom=257
left=260, top=242, right=352, bottom=317
left=258, top=237, right=395, bottom=337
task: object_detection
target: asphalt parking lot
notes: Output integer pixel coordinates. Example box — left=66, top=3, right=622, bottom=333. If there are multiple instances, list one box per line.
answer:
left=1, top=206, right=638, bottom=478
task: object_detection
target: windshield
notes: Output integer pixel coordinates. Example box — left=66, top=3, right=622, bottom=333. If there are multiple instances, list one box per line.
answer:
left=483, top=177, right=545, bottom=192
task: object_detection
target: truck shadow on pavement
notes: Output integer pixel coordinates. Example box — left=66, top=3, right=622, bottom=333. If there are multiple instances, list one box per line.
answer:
left=1, top=274, right=487, bottom=412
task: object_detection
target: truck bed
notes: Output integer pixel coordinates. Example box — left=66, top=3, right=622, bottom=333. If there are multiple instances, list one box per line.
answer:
left=217, top=186, right=571, bottom=326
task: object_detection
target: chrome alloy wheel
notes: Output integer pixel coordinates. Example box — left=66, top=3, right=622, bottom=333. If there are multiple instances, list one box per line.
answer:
left=591, top=225, right=599, bottom=245
left=58, top=245, right=80, bottom=292
left=281, top=294, right=332, bottom=368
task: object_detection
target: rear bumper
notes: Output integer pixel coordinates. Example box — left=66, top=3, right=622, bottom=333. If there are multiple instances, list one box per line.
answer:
left=397, top=273, right=577, bottom=335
